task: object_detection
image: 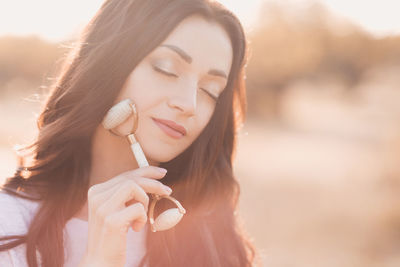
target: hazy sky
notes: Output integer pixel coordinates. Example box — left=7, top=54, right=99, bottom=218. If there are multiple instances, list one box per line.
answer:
left=0, top=0, right=399, bottom=42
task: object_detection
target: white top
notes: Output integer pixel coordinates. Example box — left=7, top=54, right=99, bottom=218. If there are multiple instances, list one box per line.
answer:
left=0, top=191, right=147, bottom=267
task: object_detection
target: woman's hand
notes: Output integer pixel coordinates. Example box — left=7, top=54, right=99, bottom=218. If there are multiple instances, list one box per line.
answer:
left=78, top=166, right=172, bottom=267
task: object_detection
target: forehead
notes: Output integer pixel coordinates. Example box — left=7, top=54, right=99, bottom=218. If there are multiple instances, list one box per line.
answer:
left=158, top=15, right=233, bottom=75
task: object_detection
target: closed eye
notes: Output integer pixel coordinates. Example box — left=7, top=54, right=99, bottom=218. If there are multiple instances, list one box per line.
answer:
left=152, top=65, right=178, bottom=78
left=153, top=65, right=218, bottom=101
left=200, top=88, right=218, bottom=101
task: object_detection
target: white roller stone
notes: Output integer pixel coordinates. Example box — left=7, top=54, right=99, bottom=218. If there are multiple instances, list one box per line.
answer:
left=102, top=99, right=133, bottom=129
left=153, top=208, right=184, bottom=231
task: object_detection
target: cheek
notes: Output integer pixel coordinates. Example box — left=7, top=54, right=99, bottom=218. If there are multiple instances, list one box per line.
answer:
left=118, top=65, right=163, bottom=111
left=190, top=104, right=215, bottom=138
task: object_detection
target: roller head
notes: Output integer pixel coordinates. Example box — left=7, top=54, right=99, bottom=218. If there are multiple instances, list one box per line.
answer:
left=152, top=208, right=184, bottom=232
left=148, top=195, right=186, bottom=232
left=102, top=99, right=133, bottom=130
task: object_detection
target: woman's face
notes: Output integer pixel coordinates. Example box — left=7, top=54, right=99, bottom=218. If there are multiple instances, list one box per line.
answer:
left=114, top=15, right=233, bottom=164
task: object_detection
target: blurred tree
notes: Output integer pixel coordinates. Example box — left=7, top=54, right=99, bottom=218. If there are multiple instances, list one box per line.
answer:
left=1, top=3, right=400, bottom=119
left=0, top=35, right=66, bottom=90
left=245, top=1, right=400, bottom=120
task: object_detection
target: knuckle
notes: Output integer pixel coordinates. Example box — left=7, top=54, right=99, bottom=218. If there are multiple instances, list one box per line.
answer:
left=127, top=181, right=148, bottom=206
left=87, top=185, right=98, bottom=198
left=138, top=203, right=146, bottom=213
left=126, top=181, right=138, bottom=196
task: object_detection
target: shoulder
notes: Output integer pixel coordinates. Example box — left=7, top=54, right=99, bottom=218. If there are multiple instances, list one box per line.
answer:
left=0, top=190, right=41, bottom=235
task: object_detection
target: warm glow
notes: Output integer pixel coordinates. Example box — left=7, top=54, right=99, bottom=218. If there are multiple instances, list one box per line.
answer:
left=320, top=0, right=400, bottom=36
left=0, top=0, right=399, bottom=42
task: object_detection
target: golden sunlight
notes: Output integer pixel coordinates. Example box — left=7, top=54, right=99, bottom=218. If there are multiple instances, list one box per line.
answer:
left=1, top=0, right=399, bottom=42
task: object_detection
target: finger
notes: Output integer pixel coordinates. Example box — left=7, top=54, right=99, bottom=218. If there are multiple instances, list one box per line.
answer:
left=104, top=203, right=148, bottom=233
left=133, top=177, right=172, bottom=196
left=126, top=165, right=168, bottom=180
left=88, top=179, right=131, bottom=209
left=89, top=166, right=167, bottom=194
left=100, top=180, right=150, bottom=213
left=90, top=175, right=172, bottom=211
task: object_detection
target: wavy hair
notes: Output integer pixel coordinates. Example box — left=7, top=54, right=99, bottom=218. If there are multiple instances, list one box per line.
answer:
left=0, top=0, right=256, bottom=266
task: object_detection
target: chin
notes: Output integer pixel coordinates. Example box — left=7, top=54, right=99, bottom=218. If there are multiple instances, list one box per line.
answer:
left=147, top=152, right=179, bottom=164
left=144, top=145, right=187, bottom=164
left=137, top=132, right=193, bottom=164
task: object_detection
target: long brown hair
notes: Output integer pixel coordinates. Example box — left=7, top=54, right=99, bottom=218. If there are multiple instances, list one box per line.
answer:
left=0, top=0, right=256, bottom=266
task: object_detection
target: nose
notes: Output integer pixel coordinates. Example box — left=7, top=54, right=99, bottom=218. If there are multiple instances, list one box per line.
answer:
left=167, top=80, right=197, bottom=116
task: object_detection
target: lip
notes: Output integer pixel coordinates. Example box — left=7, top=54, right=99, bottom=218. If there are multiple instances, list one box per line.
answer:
left=152, top=118, right=187, bottom=139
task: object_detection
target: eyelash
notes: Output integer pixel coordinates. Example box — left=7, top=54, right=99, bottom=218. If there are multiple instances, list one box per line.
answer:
left=152, top=65, right=218, bottom=101
left=152, top=65, right=178, bottom=78
left=201, top=89, right=218, bottom=101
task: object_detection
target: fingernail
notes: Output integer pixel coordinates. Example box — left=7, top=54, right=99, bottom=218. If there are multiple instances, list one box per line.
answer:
left=164, top=186, right=172, bottom=193
left=158, top=168, right=167, bottom=174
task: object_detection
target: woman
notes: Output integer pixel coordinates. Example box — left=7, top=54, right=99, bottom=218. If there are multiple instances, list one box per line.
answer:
left=0, top=0, right=256, bottom=266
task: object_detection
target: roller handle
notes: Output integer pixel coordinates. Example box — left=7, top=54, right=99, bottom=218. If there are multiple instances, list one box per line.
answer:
left=130, top=142, right=149, bottom=168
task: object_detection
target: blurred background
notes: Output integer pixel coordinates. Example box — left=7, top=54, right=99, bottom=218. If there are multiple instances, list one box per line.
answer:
left=1, top=0, right=400, bottom=266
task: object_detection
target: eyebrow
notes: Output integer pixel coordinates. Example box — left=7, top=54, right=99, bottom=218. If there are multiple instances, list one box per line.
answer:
left=159, top=44, right=228, bottom=79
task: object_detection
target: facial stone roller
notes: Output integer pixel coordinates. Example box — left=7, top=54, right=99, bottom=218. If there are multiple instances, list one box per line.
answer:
left=102, top=98, right=186, bottom=232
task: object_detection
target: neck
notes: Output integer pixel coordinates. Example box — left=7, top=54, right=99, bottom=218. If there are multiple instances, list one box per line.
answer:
left=89, top=126, right=140, bottom=186
left=73, top=125, right=157, bottom=221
